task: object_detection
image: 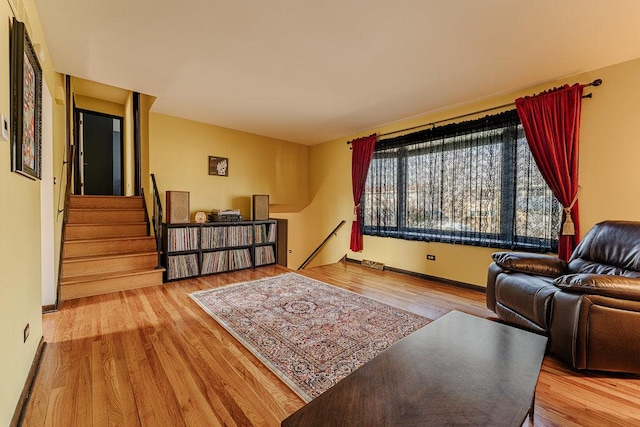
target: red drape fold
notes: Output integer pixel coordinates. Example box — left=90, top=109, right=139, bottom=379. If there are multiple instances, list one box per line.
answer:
left=515, top=84, right=584, bottom=261
left=350, top=134, right=377, bottom=252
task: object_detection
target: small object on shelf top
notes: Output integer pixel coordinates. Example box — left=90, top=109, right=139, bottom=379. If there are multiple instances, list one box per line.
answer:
left=211, top=209, right=241, bottom=216
left=194, top=211, right=207, bottom=223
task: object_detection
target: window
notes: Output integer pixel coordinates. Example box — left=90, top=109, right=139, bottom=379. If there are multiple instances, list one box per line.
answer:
left=362, top=110, right=561, bottom=252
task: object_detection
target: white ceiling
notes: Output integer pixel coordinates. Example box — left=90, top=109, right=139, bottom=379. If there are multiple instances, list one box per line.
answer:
left=35, top=0, right=640, bottom=145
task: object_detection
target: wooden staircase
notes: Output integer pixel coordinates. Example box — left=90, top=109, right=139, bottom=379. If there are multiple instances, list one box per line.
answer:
left=60, top=195, right=165, bottom=300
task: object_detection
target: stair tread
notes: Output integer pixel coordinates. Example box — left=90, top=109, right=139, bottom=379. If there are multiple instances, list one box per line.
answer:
left=63, top=251, right=160, bottom=263
left=69, top=206, right=144, bottom=212
left=60, top=267, right=165, bottom=285
left=70, top=194, right=142, bottom=199
left=62, top=195, right=161, bottom=299
left=64, top=236, right=157, bottom=244
left=67, top=222, right=147, bottom=226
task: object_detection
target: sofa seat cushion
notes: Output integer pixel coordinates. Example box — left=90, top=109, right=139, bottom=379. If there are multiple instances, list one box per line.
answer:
left=494, top=272, right=558, bottom=331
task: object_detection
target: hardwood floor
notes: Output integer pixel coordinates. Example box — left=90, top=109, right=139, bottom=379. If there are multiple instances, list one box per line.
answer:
left=22, top=262, right=640, bottom=426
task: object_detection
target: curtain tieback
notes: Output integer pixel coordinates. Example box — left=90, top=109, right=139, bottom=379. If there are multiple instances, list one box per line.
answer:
left=353, top=204, right=360, bottom=221
left=562, top=186, right=581, bottom=236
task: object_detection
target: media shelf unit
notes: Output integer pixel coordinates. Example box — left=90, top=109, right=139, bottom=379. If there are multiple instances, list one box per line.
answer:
left=162, top=220, right=277, bottom=281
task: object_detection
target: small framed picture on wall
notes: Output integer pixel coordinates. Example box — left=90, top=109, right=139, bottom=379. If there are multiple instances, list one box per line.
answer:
left=209, top=156, right=228, bottom=176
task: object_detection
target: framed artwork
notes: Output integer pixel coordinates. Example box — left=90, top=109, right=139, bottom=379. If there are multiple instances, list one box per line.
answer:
left=209, top=156, right=229, bottom=176
left=10, top=18, right=42, bottom=180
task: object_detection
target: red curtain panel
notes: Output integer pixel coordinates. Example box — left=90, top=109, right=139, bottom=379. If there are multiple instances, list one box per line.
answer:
left=350, top=134, right=377, bottom=252
left=515, top=84, right=584, bottom=261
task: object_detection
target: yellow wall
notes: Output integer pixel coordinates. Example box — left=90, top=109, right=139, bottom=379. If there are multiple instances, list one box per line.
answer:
left=141, top=94, right=155, bottom=211
left=3, top=4, right=640, bottom=420
left=149, top=113, right=310, bottom=230
left=303, top=58, right=640, bottom=286
left=74, top=94, right=125, bottom=117
left=0, top=0, right=65, bottom=424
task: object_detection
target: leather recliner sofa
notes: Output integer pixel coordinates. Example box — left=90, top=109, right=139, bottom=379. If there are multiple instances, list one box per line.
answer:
left=487, top=220, right=640, bottom=374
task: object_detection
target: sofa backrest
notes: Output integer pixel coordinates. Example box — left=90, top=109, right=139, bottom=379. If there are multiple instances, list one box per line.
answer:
left=568, top=221, right=640, bottom=277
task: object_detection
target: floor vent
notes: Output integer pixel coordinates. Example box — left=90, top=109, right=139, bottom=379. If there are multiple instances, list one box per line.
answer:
left=362, top=259, right=385, bottom=270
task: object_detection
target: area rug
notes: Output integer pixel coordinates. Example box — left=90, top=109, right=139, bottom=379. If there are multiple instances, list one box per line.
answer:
left=189, top=272, right=430, bottom=401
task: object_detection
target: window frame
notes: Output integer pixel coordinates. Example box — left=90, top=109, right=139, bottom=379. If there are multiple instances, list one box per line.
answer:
left=361, top=110, right=560, bottom=252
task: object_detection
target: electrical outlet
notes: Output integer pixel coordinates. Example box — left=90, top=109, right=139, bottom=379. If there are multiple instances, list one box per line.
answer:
left=426, top=254, right=436, bottom=261
left=23, top=323, right=30, bottom=343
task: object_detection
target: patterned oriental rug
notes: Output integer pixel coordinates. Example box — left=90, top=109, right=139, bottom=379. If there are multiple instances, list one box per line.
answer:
left=189, top=272, right=430, bottom=402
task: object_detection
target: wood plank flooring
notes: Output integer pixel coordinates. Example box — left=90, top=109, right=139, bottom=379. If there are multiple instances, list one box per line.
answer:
left=22, top=262, right=640, bottom=426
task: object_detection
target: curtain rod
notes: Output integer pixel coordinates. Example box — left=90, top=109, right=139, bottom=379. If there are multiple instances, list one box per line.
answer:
left=348, top=78, right=602, bottom=143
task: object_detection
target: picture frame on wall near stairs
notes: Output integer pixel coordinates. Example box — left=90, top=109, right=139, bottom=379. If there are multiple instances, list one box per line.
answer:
left=10, top=18, right=42, bottom=180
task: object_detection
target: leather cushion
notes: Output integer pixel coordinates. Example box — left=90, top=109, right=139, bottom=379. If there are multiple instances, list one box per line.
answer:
left=494, top=272, right=558, bottom=330
left=492, top=252, right=566, bottom=278
left=554, top=273, right=640, bottom=301
left=585, top=304, right=640, bottom=374
left=569, top=221, right=640, bottom=276
left=495, top=303, right=546, bottom=335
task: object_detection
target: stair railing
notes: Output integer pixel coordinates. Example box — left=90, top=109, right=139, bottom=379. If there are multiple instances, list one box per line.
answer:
left=53, top=143, right=76, bottom=310
left=298, top=220, right=346, bottom=270
left=150, top=174, right=163, bottom=268
left=54, top=77, right=75, bottom=310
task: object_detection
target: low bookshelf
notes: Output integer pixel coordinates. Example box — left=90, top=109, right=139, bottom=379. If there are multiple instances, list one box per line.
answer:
left=162, top=220, right=277, bottom=281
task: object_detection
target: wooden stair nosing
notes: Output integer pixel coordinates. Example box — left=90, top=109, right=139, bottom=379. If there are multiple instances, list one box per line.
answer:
left=63, top=237, right=157, bottom=255
left=61, top=253, right=160, bottom=279
left=65, top=223, right=148, bottom=236
left=62, top=251, right=161, bottom=263
left=66, top=222, right=148, bottom=228
left=59, top=268, right=165, bottom=300
left=70, top=195, right=143, bottom=199
left=59, top=267, right=166, bottom=286
left=68, top=206, right=145, bottom=211
left=63, top=236, right=158, bottom=245
left=69, top=196, right=144, bottom=209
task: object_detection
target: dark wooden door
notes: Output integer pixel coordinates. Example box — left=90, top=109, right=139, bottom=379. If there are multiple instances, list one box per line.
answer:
left=78, top=111, right=123, bottom=195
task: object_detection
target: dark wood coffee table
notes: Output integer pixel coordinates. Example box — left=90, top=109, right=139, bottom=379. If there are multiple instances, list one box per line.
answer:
left=282, top=310, right=547, bottom=427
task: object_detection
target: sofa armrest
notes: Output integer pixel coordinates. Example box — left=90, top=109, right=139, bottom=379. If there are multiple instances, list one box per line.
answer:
left=554, top=274, right=640, bottom=301
left=492, top=252, right=567, bottom=278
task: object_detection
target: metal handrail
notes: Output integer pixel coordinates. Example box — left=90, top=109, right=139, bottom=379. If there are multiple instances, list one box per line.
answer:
left=150, top=173, right=163, bottom=268
left=298, top=220, right=346, bottom=270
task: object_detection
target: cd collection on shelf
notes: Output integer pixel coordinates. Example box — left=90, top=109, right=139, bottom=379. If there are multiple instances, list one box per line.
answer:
left=254, top=223, right=276, bottom=244
left=166, top=253, right=199, bottom=280
left=163, top=220, right=277, bottom=281
left=201, top=226, right=228, bottom=249
left=226, top=225, right=253, bottom=247
left=167, top=226, right=199, bottom=252
left=201, top=251, right=228, bottom=274
left=254, top=246, right=276, bottom=266
left=228, top=249, right=252, bottom=270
